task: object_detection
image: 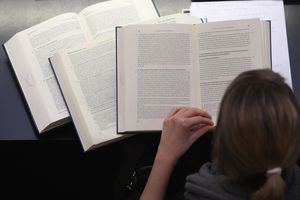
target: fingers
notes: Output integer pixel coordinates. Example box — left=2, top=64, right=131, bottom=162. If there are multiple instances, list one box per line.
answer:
left=186, top=116, right=214, bottom=130
left=160, top=107, right=214, bottom=160
left=164, top=107, right=214, bottom=133
left=166, top=107, right=182, bottom=118
left=180, top=108, right=212, bottom=119
left=166, top=106, right=212, bottom=119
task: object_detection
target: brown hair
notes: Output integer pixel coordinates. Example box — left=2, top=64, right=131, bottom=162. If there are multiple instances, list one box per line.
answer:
left=213, top=69, right=300, bottom=200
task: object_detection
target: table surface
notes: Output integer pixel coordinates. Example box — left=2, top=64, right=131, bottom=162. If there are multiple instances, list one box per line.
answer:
left=0, top=0, right=299, bottom=141
left=0, top=1, right=299, bottom=199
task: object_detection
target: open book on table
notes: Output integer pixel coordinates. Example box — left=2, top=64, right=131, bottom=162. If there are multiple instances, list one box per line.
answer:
left=116, top=18, right=271, bottom=133
left=49, top=13, right=202, bottom=151
left=3, top=0, right=158, bottom=133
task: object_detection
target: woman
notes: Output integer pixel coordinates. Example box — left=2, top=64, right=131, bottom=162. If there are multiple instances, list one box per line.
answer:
left=140, top=69, right=300, bottom=200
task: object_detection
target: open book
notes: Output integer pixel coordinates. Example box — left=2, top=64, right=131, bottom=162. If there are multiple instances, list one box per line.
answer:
left=3, top=0, right=158, bottom=133
left=116, top=18, right=271, bottom=133
left=49, top=14, right=202, bottom=151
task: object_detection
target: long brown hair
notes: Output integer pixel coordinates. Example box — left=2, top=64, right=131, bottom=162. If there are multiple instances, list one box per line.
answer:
left=213, top=69, right=300, bottom=200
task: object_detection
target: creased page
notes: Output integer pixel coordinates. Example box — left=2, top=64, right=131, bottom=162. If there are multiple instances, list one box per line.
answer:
left=120, top=24, right=197, bottom=132
left=195, top=19, right=266, bottom=122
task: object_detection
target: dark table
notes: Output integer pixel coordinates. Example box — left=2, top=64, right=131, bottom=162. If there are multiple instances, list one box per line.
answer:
left=0, top=0, right=299, bottom=199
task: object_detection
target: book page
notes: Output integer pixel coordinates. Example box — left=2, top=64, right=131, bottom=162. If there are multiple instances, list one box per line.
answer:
left=78, top=0, right=159, bottom=41
left=139, top=13, right=202, bottom=25
left=4, top=13, right=88, bottom=132
left=51, top=39, right=123, bottom=151
left=194, top=19, right=268, bottom=122
left=190, top=1, right=291, bottom=87
left=118, top=24, right=198, bottom=132
left=117, top=14, right=202, bottom=132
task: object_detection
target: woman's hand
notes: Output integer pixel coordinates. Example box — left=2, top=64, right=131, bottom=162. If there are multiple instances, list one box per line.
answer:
left=140, top=107, right=214, bottom=200
left=157, top=106, right=214, bottom=163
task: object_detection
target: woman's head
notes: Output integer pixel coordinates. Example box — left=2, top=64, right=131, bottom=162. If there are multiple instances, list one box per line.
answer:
left=213, top=69, right=300, bottom=199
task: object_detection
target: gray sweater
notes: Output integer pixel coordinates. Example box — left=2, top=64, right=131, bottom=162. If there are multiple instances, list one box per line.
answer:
left=184, top=162, right=300, bottom=200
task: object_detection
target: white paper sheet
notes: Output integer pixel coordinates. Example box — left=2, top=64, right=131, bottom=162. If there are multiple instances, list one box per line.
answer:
left=191, top=1, right=292, bottom=88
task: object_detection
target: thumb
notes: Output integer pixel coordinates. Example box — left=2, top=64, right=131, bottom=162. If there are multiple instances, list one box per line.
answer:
left=190, top=125, right=214, bottom=142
